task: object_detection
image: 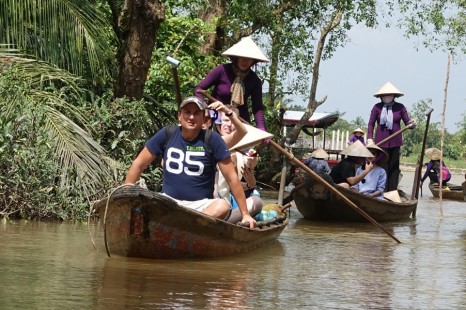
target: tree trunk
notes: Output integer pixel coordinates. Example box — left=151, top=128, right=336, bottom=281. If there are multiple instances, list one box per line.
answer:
left=198, top=0, right=228, bottom=56
left=114, top=0, right=165, bottom=99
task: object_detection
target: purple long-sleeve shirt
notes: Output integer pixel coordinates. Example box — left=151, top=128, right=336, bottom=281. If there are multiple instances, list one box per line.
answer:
left=367, top=101, right=412, bottom=148
left=195, top=63, right=266, bottom=130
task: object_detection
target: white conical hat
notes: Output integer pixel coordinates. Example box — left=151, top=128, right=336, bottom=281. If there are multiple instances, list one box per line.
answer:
left=353, top=127, right=364, bottom=134
left=340, top=140, right=373, bottom=157
left=373, top=82, right=404, bottom=98
left=229, top=123, right=273, bottom=151
left=425, top=147, right=441, bottom=160
left=311, top=148, right=329, bottom=159
left=221, top=37, right=270, bottom=63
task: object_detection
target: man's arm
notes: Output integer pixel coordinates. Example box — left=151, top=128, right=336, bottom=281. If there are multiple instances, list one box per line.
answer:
left=124, top=147, right=157, bottom=184
left=346, top=162, right=374, bottom=186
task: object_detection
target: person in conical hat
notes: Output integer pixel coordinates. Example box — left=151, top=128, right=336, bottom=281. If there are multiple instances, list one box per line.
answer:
left=214, top=107, right=266, bottom=224
left=367, top=82, right=416, bottom=192
left=329, top=141, right=375, bottom=189
left=348, top=127, right=366, bottom=145
left=195, top=37, right=269, bottom=131
left=352, top=143, right=388, bottom=199
left=420, top=148, right=451, bottom=186
left=303, top=148, right=331, bottom=175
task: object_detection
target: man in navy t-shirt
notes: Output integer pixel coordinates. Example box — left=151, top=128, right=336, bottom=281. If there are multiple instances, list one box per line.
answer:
left=124, top=96, right=256, bottom=228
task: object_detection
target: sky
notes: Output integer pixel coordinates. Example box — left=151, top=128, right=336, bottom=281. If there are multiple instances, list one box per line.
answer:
left=285, top=25, right=465, bottom=133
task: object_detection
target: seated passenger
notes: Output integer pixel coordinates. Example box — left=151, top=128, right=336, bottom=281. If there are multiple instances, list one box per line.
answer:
left=215, top=109, right=263, bottom=223
left=303, top=148, right=331, bottom=174
left=352, top=143, right=388, bottom=199
left=329, top=140, right=374, bottom=189
left=421, top=147, right=451, bottom=186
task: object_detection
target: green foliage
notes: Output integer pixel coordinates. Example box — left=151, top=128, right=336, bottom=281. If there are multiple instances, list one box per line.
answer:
left=82, top=92, right=178, bottom=191
left=0, top=53, right=115, bottom=220
left=0, top=0, right=116, bottom=86
left=456, top=112, right=466, bottom=145
left=145, top=11, right=221, bottom=104
left=398, top=1, right=466, bottom=55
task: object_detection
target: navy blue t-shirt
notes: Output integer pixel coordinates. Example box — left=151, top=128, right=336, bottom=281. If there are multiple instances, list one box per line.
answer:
left=145, top=126, right=230, bottom=200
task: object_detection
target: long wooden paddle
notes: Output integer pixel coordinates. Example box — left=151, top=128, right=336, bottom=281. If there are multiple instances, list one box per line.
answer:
left=375, top=122, right=415, bottom=147
left=197, top=89, right=401, bottom=244
left=411, top=108, right=434, bottom=217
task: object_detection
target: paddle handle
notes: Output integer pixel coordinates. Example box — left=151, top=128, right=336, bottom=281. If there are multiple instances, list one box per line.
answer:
left=196, top=89, right=217, bottom=103
left=375, top=122, right=414, bottom=147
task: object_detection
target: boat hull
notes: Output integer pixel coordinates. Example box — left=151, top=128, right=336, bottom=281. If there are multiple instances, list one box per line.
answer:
left=428, top=183, right=466, bottom=201
left=291, top=175, right=417, bottom=222
left=94, top=186, right=288, bottom=259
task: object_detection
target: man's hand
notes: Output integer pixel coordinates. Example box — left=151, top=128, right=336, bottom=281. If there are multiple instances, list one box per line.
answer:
left=367, top=138, right=374, bottom=145
left=409, top=119, right=416, bottom=129
left=241, top=214, right=257, bottom=229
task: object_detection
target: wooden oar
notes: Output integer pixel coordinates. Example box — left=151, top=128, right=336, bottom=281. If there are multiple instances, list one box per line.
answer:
left=411, top=108, right=434, bottom=217
left=197, top=89, right=401, bottom=243
left=375, top=122, right=415, bottom=147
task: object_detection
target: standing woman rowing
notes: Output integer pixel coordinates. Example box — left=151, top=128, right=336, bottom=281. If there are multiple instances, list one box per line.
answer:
left=195, top=37, right=269, bottom=131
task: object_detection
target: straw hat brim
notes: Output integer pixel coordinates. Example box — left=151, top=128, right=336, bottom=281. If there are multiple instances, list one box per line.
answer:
left=311, top=148, right=329, bottom=159
left=373, top=82, right=404, bottom=98
left=425, top=148, right=441, bottom=160
left=221, top=37, right=270, bottom=63
left=340, top=140, right=373, bottom=157
left=229, top=123, right=273, bottom=151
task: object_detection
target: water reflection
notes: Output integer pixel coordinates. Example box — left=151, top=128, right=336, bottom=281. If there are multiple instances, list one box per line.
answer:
left=98, top=243, right=285, bottom=309
left=1, top=172, right=466, bottom=309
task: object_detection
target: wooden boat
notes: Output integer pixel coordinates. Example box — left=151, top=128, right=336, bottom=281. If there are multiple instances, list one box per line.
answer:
left=428, top=182, right=466, bottom=201
left=290, top=174, right=418, bottom=222
left=93, top=186, right=288, bottom=259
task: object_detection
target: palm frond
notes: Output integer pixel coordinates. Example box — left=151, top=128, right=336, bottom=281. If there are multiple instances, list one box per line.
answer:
left=0, top=0, right=115, bottom=83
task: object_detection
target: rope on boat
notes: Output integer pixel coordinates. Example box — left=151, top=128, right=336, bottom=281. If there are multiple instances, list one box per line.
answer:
left=87, top=195, right=98, bottom=251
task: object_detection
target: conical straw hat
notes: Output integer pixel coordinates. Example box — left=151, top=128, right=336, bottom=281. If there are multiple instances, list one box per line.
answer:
left=340, top=140, right=373, bottom=157
left=353, top=127, right=364, bottom=134
left=425, top=147, right=441, bottom=160
left=311, top=148, right=329, bottom=159
left=221, top=37, right=270, bottom=63
left=366, top=143, right=388, bottom=165
left=373, top=82, right=404, bottom=98
left=229, top=123, right=273, bottom=151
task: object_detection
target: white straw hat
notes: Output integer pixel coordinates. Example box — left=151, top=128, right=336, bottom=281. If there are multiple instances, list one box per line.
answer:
left=353, top=127, right=364, bottom=134
left=373, top=82, right=404, bottom=98
left=425, top=148, right=441, bottom=160
left=229, top=123, right=273, bottom=151
left=340, top=140, right=373, bottom=157
left=311, top=148, right=329, bottom=159
left=221, top=37, right=270, bottom=63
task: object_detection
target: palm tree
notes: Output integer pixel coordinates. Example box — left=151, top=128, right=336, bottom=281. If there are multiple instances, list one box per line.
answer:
left=0, top=50, right=115, bottom=198
left=0, top=0, right=115, bottom=84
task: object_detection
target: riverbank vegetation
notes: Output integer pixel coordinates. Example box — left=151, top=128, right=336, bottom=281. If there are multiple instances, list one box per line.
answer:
left=1, top=0, right=465, bottom=220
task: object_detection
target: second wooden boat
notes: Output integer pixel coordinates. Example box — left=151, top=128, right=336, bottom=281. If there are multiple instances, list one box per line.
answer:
left=428, top=182, right=466, bottom=201
left=291, top=174, right=418, bottom=222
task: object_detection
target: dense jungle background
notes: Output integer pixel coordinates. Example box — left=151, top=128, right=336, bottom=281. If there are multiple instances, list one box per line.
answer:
left=1, top=0, right=465, bottom=220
